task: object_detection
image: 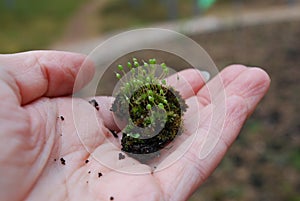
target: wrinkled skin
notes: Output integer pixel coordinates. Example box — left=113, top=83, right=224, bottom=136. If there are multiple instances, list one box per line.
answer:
left=0, top=51, right=270, bottom=201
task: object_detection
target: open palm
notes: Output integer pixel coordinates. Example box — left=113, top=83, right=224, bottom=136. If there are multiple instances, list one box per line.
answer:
left=0, top=51, right=270, bottom=201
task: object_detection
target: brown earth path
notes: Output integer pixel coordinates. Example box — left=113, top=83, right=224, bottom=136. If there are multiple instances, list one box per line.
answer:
left=53, top=3, right=300, bottom=54
left=53, top=0, right=108, bottom=47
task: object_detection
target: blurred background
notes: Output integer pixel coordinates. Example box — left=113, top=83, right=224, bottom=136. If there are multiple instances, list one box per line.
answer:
left=1, top=0, right=299, bottom=200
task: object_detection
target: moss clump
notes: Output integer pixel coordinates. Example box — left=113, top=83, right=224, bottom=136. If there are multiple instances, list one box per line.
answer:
left=111, top=58, right=187, bottom=155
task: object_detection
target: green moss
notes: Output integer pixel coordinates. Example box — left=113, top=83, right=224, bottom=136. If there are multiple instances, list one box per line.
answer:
left=111, top=58, right=187, bottom=156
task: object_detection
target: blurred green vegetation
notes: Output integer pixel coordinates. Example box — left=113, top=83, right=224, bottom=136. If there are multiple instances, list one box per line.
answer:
left=100, top=0, right=205, bottom=32
left=290, top=148, right=300, bottom=171
left=0, top=0, right=85, bottom=53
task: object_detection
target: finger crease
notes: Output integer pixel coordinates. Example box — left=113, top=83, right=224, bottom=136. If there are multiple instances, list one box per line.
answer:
left=35, top=55, right=50, bottom=96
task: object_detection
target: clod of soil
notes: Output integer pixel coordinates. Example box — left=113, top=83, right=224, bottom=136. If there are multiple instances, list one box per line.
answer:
left=60, top=116, right=65, bottom=121
left=89, top=99, right=99, bottom=110
left=113, top=85, right=187, bottom=155
left=118, top=153, right=125, bottom=160
left=60, top=158, right=66, bottom=165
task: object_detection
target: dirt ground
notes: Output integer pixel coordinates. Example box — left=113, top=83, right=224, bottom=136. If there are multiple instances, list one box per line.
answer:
left=188, top=20, right=300, bottom=201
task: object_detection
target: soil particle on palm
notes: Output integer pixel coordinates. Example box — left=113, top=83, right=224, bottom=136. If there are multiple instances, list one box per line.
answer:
left=60, top=158, right=66, bottom=165
left=89, top=99, right=99, bottom=110
left=60, top=116, right=65, bottom=121
left=98, top=172, right=103, bottom=178
left=110, top=196, right=114, bottom=200
left=118, top=153, right=125, bottom=160
left=88, top=171, right=91, bottom=174
left=85, top=159, right=89, bottom=164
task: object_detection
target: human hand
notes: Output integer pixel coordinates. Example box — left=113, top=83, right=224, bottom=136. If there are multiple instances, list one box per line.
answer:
left=0, top=51, right=270, bottom=201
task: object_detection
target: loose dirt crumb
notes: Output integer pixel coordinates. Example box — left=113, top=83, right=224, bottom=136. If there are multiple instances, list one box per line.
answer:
left=98, top=172, right=103, bottom=178
left=118, top=153, right=125, bottom=160
left=88, top=171, right=91, bottom=174
left=110, top=196, right=114, bottom=200
left=85, top=159, right=89, bottom=164
left=89, top=99, right=99, bottom=111
left=60, top=158, right=66, bottom=165
left=60, top=116, right=64, bottom=121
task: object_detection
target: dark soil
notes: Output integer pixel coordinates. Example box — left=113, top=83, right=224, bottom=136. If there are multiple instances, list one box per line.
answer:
left=118, top=153, right=125, bottom=160
left=88, top=99, right=99, bottom=110
left=60, top=158, right=66, bottom=166
left=113, top=84, right=187, bottom=155
left=188, top=20, right=300, bottom=201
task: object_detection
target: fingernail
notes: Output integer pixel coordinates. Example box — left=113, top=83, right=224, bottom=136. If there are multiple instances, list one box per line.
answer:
left=200, top=71, right=210, bottom=82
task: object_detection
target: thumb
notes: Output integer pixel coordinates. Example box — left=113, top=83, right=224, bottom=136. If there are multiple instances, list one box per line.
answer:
left=0, top=50, right=94, bottom=105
